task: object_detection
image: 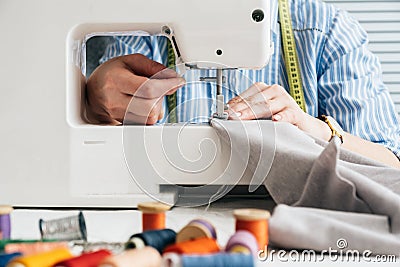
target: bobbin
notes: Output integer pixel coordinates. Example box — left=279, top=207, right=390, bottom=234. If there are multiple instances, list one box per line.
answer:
left=0, top=205, right=13, bottom=240
left=233, top=209, right=270, bottom=250
left=39, top=212, right=87, bottom=241
left=176, top=219, right=217, bottom=243
left=138, top=202, right=171, bottom=231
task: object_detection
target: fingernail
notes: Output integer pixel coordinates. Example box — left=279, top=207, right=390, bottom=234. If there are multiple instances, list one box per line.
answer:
left=273, top=114, right=281, bottom=121
left=235, top=112, right=242, bottom=117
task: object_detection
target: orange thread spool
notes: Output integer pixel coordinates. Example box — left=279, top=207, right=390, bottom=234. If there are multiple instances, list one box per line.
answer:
left=142, top=213, right=165, bottom=231
left=138, top=202, right=171, bottom=231
left=163, top=237, right=220, bottom=255
left=233, top=209, right=270, bottom=250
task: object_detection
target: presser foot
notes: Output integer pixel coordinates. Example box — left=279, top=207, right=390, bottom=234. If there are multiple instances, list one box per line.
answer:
left=212, top=112, right=229, bottom=120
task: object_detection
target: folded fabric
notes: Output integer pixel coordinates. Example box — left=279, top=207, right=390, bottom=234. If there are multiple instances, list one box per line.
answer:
left=210, top=119, right=400, bottom=255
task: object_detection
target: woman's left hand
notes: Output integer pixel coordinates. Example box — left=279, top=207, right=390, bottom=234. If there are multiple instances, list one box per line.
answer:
left=227, top=82, right=331, bottom=141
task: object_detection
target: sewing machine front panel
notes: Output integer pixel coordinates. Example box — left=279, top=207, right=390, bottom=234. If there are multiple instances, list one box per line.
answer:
left=0, top=0, right=270, bottom=207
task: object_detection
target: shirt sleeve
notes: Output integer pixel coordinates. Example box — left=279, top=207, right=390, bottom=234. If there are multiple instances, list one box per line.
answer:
left=99, top=34, right=168, bottom=65
left=317, top=9, right=400, bottom=159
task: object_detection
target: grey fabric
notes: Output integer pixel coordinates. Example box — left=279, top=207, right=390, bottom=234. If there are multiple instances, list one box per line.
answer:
left=210, top=119, right=400, bottom=255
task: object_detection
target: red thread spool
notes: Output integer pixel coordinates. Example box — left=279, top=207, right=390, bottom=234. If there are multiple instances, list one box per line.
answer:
left=138, top=202, right=171, bottom=231
left=163, top=237, right=220, bottom=255
left=54, top=249, right=111, bottom=267
left=233, top=209, right=270, bottom=250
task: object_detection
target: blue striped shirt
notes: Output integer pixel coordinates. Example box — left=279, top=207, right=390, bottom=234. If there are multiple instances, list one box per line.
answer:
left=99, top=0, right=400, bottom=158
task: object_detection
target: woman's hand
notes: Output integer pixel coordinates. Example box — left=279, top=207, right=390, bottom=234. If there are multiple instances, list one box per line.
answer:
left=86, top=54, right=185, bottom=125
left=227, top=82, right=400, bottom=168
left=227, top=82, right=332, bottom=141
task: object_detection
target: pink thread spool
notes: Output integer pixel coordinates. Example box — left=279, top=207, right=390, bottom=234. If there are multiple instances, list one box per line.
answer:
left=225, top=230, right=259, bottom=255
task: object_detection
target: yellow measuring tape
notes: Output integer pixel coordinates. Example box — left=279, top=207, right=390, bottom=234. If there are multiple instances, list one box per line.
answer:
left=166, top=40, right=177, bottom=123
left=278, top=0, right=307, bottom=112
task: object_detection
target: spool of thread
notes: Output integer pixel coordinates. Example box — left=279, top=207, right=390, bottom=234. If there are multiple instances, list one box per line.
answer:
left=39, top=212, right=87, bottom=241
left=0, top=206, right=13, bottom=240
left=98, top=246, right=161, bottom=267
left=0, top=253, right=22, bottom=267
left=5, top=242, right=69, bottom=255
left=225, top=230, right=258, bottom=256
left=6, top=247, right=72, bottom=267
left=162, top=252, right=254, bottom=267
left=125, top=229, right=176, bottom=253
left=233, top=209, right=270, bottom=250
left=163, top=237, right=220, bottom=255
left=54, top=249, right=111, bottom=267
left=138, top=202, right=171, bottom=231
left=176, top=219, right=217, bottom=243
left=0, top=240, right=58, bottom=252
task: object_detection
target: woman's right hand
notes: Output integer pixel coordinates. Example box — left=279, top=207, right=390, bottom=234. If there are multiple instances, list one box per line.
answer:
left=86, top=53, right=185, bottom=125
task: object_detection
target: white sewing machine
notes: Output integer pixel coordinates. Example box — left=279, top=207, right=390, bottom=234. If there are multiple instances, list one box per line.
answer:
left=0, top=0, right=273, bottom=207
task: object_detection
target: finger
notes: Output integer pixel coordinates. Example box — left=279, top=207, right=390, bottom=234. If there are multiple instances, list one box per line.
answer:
left=132, top=77, right=185, bottom=99
left=126, top=97, right=163, bottom=118
left=105, top=67, right=148, bottom=95
left=228, top=88, right=280, bottom=114
left=272, top=109, right=297, bottom=125
left=234, top=96, right=293, bottom=120
left=151, top=67, right=182, bottom=79
left=158, top=106, right=165, bottom=121
left=227, top=97, right=252, bottom=115
left=153, top=100, right=164, bottom=121
left=228, top=82, right=269, bottom=106
left=116, top=68, right=184, bottom=98
left=121, top=54, right=180, bottom=78
left=231, top=103, right=273, bottom=120
left=123, top=112, right=160, bottom=125
left=86, top=106, right=117, bottom=125
left=108, top=95, right=132, bottom=122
